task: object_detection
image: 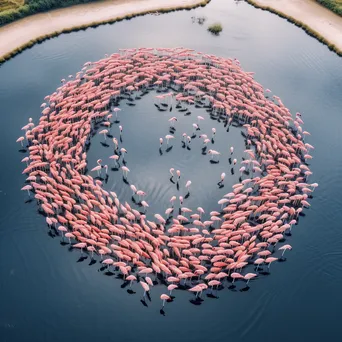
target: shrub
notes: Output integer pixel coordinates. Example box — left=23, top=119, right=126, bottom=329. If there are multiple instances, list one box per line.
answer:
left=208, top=22, right=222, bottom=34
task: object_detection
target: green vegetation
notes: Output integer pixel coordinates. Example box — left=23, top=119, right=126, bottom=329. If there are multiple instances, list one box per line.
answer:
left=315, top=0, right=342, bottom=16
left=0, top=0, right=24, bottom=13
left=208, top=22, right=222, bottom=34
left=0, top=0, right=98, bottom=26
left=245, top=0, right=342, bottom=57
left=0, top=0, right=211, bottom=64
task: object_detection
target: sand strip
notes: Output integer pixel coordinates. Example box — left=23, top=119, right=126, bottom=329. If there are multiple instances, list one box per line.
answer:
left=247, top=0, right=342, bottom=53
left=0, top=0, right=207, bottom=61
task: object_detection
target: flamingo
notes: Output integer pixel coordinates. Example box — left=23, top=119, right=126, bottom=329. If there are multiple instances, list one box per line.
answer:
left=203, top=138, right=210, bottom=146
left=140, top=281, right=149, bottom=298
left=165, top=207, right=173, bottom=217
left=176, top=170, right=181, bottom=180
left=99, top=129, right=108, bottom=141
left=113, top=137, right=119, bottom=151
left=126, top=275, right=137, bottom=288
left=219, top=172, right=225, bottom=185
left=169, top=168, right=175, bottom=180
left=170, top=196, right=176, bottom=206
left=168, top=284, right=178, bottom=296
left=165, top=134, right=174, bottom=145
left=141, top=200, right=149, bottom=212
left=160, top=294, right=171, bottom=307
left=109, top=154, right=119, bottom=167
left=21, top=185, right=32, bottom=196
left=197, top=115, right=204, bottom=127
left=136, top=190, right=146, bottom=201
left=91, top=165, right=102, bottom=177
left=185, top=180, right=192, bottom=192
left=16, top=136, right=25, bottom=147
left=208, top=149, right=221, bottom=161
left=265, top=257, right=278, bottom=270
left=244, top=273, right=257, bottom=285
left=168, top=117, right=177, bottom=128
left=17, top=47, right=316, bottom=304
left=121, top=166, right=130, bottom=178
left=113, top=107, right=121, bottom=121
left=130, top=184, right=137, bottom=196
left=73, top=242, right=86, bottom=254
left=120, top=147, right=127, bottom=159
left=65, top=233, right=75, bottom=244
left=279, top=244, right=292, bottom=257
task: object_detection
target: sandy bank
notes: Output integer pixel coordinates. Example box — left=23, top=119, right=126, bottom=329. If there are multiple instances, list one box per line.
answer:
left=0, top=0, right=208, bottom=62
left=247, top=0, right=342, bottom=54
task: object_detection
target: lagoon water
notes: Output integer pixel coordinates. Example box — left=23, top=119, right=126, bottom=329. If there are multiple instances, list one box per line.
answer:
left=0, top=0, right=341, bottom=341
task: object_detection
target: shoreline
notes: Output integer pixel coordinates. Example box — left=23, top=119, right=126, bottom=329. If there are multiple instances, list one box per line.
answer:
left=0, top=0, right=341, bottom=65
left=0, top=0, right=210, bottom=64
left=246, top=0, right=342, bottom=57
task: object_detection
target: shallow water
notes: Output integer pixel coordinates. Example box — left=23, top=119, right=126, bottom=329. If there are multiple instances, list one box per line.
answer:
left=0, top=0, right=342, bottom=341
left=86, top=89, right=246, bottom=222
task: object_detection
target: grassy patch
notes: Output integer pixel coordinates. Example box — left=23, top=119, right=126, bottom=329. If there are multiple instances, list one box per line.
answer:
left=0, top=0, right=23, bottom=12
left=208, top=22, right=222, bottom=34
left=0, top=0, right=98, bottom=26
left=315, top=0, right=342, bottom=16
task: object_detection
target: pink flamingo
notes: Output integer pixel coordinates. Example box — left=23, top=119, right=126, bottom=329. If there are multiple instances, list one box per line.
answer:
left=160, top=294, right=171, bottom=307
left=99, top=129, right=108, bottom=141
left=21, top=185, right=32, bottom=196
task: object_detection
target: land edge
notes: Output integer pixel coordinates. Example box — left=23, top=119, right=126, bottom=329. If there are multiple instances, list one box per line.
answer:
left=0, top=0, right=211, bottom=65
left=245, top=0, right=342, bottom=57
left=2, top=0, right=340, bottom=66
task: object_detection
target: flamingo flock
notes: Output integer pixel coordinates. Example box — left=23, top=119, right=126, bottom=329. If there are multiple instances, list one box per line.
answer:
left=17, top=47, right=317, bottom=310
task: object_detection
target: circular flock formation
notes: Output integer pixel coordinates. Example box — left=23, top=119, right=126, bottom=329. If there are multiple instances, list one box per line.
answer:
left=18, top=47, right=317, bottom=308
